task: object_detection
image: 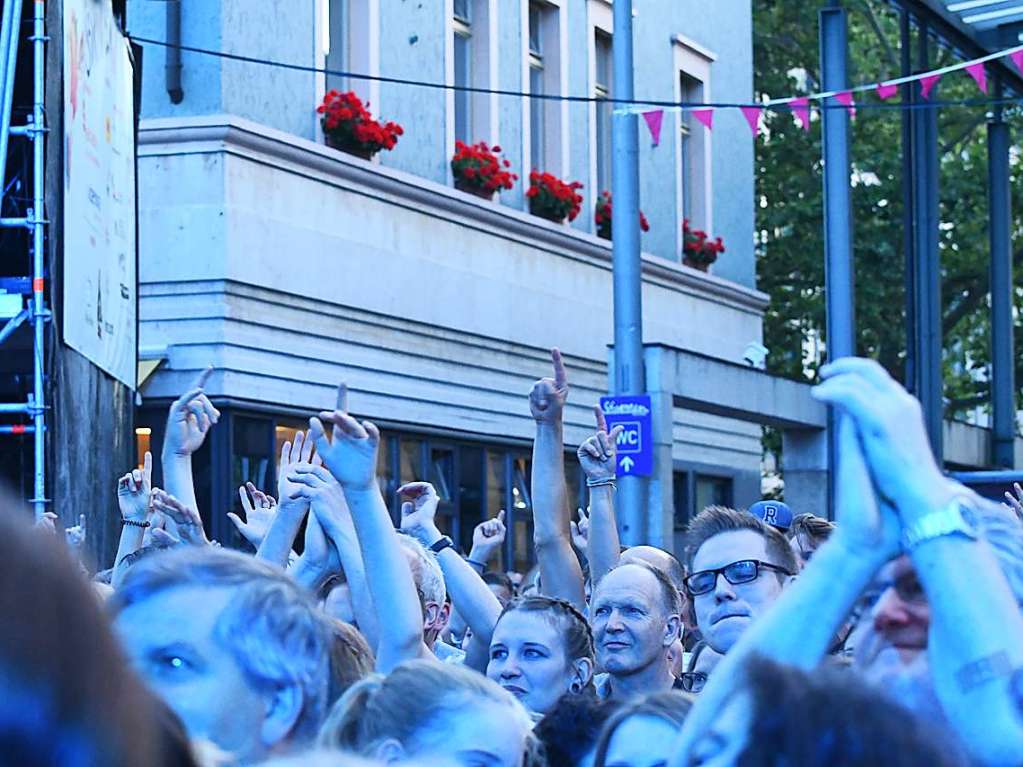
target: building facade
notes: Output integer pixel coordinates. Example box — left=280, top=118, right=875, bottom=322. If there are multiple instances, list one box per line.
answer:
left=128, top=0, right=763, bottom=566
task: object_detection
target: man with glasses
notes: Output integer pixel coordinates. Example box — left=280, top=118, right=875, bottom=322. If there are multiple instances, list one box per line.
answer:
left=684, top=506, right=797, bottom=655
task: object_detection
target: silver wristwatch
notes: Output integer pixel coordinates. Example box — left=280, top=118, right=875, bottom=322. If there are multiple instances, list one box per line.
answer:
left=901, top=495, right=980, bottom=552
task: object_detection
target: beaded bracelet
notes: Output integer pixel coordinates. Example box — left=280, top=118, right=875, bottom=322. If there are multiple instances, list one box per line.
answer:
left=121, top=518, right=151, bottom=528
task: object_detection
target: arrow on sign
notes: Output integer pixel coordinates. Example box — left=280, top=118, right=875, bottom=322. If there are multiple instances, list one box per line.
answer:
left=620, top=456, right=635, bottom=473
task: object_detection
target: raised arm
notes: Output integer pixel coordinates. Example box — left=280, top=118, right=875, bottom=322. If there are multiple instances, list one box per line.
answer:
left=161, top=367, right=219, bottom=516
left=399, top=481, right=504, bottom=666
left=307, top=410, right=423, bottom=673
left=529, top=348, right=586, bottom=609
left=578, top=406, right=624, bottom=586
left=467, top=510, right=507, bottom=574
left=286, top=462, right=380, bottom=650
left=256, top=432, right=314, bottom=567
left=816, top=357, right=1023, bottom=767
left=227, top=482, right=278, bottom=551
left=113, top=451, right=154, bottom=589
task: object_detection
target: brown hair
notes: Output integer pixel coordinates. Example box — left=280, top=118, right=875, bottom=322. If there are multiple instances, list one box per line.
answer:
left=684, top=505, right=797, bottom=575
left=787, top=513, right=836, bottom=545
left=325, top=620, right=375, bottom=707
left=593, top=691, right=694, bottom=767
left=497, top=595, right=595, bottom=665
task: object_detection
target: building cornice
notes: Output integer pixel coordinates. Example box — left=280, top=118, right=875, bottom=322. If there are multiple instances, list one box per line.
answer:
left=138, top=114, right=769, bottom=316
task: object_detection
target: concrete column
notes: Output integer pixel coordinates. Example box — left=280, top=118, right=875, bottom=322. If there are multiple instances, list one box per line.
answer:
left=782, top=427, right=829, bottom=517
left=644, top=345, right=676, bottom=551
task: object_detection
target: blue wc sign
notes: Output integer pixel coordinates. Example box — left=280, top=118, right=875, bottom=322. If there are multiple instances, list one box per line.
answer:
left=598, top=394, right=653, bottom=477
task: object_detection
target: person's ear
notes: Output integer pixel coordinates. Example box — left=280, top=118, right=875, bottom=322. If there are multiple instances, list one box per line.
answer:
left=373, top=738, right=408, bottom=765
left=663, top=615, right=682, bottom=647
left=260, top=683, right=303, bottom=751
left=569, top=656, right=594, bottom=691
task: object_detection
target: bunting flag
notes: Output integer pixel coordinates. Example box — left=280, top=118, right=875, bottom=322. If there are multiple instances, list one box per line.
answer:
left=834, top=90, right=856, bottom=118
left=1013, top=50, right=1023, bottom=75
left=740, top=106, right=762, bottom=137
left=642, top=109, right=664, bottom=146
left=790, top=97, right=811, bottom=131
left=920, top=73, right=941, bottom=99
left=876, top=82, right=898, bottom=100
left=692, top=108, right=714, bottom=130
left=966, top=62, right=988, bottom=94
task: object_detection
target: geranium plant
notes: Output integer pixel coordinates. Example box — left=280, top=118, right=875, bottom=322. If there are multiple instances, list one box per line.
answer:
left=526, top=171, right=584, bottom=223
left=450, top=141, right=518, bottom=198
left=594, top=192, right=650, bottom=240
left=682, top=218, right=725, bottom=271
left=317, top=90, right=403, bottom=158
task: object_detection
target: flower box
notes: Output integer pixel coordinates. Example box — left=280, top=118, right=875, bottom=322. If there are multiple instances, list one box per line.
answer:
left=318, top=90, right=403, bottom=160
left=682, top=218, right=725, bottom=272
left=526, top=171, right=583, bottom=224
left=451, top=141, right=517, bottom=198
left=594, top=192, right=649, bottom=240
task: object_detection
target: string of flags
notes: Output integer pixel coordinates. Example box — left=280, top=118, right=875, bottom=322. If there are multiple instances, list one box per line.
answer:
left=628, top=42, right=1023, bottom=146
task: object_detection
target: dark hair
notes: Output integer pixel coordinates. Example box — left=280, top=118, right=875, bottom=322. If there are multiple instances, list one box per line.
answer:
left=737, top=657, right=966, bottom=767
left=787, top=513, right=835, bottom=545
left=535, top=695, right=619, bottom=767
left=686, top=640, right=710, bottom=673
left=0, top=506, right=173, bottom=767
left=593, top=691, right=694, bottom=767
left=598, top=561, right=683, bottom=617
left=325, top=620, right=375, bottom=707
left=685, top=506, right=797, bottom=576
left=497, top=595, right=595, bottom=664
left=482, top=571, right=514, bottom=594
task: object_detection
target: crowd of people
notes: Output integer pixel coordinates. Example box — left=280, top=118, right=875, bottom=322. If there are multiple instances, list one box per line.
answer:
left=6, top=350, right=1023, bottom=766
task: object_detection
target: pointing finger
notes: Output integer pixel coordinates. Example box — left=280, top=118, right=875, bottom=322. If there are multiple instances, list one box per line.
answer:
left=551, top=347, right=568, bottom=390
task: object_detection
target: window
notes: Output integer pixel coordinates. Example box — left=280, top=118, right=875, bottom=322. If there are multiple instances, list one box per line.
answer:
left=453, top=2, right=473, bottom=143
left=672, top=469, right=733, bottom=553
left=594, top=30, right=613, bottom=193
left=680, top=74, right=703, bottom=222
left=325, top=1, right=377, bottom=112
left=528, top=2, right=545, bottom=171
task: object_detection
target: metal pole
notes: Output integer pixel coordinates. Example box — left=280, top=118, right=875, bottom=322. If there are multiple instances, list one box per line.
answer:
left=988, top=89, right=1015, bottom=468
left=0, top=0, right=24, bottom=212
left=819, top=6, right=854, bottom=518
left=165, top=0, right=183, bottom=103
left=610, top=0, right=645, bottom=545
left=900, top=8, right=917, bottom=395
left=29, top=0, right=45, bottom=519
left=912, top=21, right=943, bottom=458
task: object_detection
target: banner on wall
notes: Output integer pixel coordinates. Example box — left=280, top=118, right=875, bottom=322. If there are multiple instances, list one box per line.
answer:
left=63, top=0, right=137, bottom=388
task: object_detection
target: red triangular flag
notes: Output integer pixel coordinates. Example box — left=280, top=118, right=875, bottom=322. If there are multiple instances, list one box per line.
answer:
left=965, top=62, right=988, bottom=94
left=740, top=106, right=762, bottom=137
left=1012, top=50, right=1023, bottom=75
left=642, top=110, right=664, bottom=147
left=790, top=97, right=811, bottom=131
left=920, top=73, right=940, bottom=99
left=834, top=90, right=856, bottom=119
left=876, top=82, right=898, bottom=100
left=692, top=108, right=713, bottom=130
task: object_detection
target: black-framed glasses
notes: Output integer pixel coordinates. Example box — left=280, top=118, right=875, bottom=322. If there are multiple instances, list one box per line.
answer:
left=684, top=559, right=792, bottom=597
left=679, top=671, right=708, bottom=693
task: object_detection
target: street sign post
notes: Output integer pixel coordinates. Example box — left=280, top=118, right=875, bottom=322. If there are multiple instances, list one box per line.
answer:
left=599, top=394, right=653, bottom=478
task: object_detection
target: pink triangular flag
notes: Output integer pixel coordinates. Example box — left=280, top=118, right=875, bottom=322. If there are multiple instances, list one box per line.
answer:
left=740, top=106, right=762, bottom=137
left=877, top=82, right=898, bottom=100
left=965, top=62, right=988, bottom=94
left=920, top=73, right=940, bottom=99
left=1011, top=50, right=1023, bottom=75
left=642, top=110, right=664, bottom=146
left=834, top=90, right=856, bottom=119
left=692, top=108, right=714, bottom=130
left=790, top=97, right=811, bottom=131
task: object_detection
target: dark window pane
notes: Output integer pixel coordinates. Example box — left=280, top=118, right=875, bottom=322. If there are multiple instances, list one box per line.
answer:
left=528, top=2, right=542, bottom=54
left=458, top=445, right=485, bottom=553
left=530, top=65, right=545, bottom=170
left=454, top=0, right=471, bottom=22
left=454, top=33, right=471, bottom=142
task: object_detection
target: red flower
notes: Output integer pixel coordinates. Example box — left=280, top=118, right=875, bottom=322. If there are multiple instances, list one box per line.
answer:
left=527, top=171, right=584, bottom=222
left=317, top=90, right=403, bottom=156
left=451, top=141, right=517, bottom=194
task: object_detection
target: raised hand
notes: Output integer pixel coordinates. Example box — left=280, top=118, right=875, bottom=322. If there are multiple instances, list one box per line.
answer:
left=578, top=406, right=624, bottom=482
left=308, top=411, right=380, bottom=491
left=398, top=481, right=442, bottom=542
left=34, top=511, right=58, bottom=535
left=1003, top=483, right=1023, bottom=522
left=164, top=367, right=220, bottom=458
left=117, top=451, right=153, bottom=523
left=529, top=348, right=569, bottom=424
left=286, top=464, right=351, bottom=534
left=227, top=481, right=278, bottom=549
left=570, top=508, right=589, bottom=552
left=277, top=430, right=318, bottom=507
left=151, top=488, right=209, bottom=546
left=471, top=509, right=506, bottom=562
left=65, top=514, right=87, bottom=550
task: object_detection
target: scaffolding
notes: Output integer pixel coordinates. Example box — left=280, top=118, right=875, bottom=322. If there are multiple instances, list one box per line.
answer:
left=0, top=0, right=47, bottom=520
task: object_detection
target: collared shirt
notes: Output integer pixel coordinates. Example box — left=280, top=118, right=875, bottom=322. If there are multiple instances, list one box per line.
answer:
left=594, top=672, right=684, bottom=700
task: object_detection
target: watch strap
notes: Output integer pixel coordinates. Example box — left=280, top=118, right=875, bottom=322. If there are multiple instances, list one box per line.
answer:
left=902, top=497, right=979, bottom=551
left=429, top=535, right=455, bottom=554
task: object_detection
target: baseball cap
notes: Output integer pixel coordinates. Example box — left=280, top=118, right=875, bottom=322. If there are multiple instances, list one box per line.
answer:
left=747, top=500, right=793, bottom=531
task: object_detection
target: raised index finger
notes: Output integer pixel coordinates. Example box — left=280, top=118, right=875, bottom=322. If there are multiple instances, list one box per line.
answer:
left=190, top=366, right=213, bottom=391
left=336, top=383, right=349, bottom=412
left=551, top=348, right=567, bottom=389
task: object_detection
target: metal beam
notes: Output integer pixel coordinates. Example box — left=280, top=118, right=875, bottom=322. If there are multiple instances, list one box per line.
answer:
left=988, top=106, right=1015, bottom=467
left=610, top=0, right=646, bottom=545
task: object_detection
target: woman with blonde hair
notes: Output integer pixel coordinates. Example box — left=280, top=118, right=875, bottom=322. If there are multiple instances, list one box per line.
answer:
left=319, top=660, right=539, bottom=767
